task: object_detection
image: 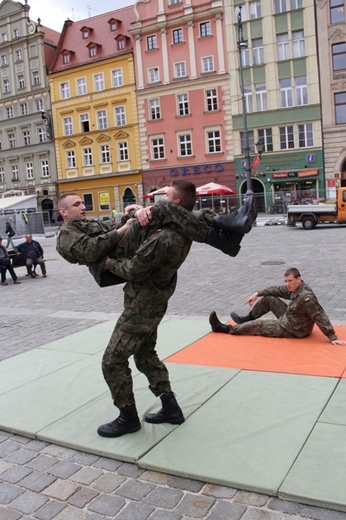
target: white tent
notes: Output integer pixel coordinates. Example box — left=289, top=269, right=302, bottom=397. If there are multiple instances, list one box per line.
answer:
left=0, top=194, right=37, bottom=213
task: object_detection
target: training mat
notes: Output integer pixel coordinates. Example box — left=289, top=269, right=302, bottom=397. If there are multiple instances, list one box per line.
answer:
left=37, top=364, right=238, bottom=462
left=318, top=379, right=346, bottom=425
left=279, top=422, right=346, bottom=512
left=167, top=326, right=346, bottom=377
left=139, top=371, right=337, bottom=494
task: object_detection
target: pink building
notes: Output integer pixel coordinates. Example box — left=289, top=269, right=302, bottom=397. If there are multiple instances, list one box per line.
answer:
left=130, top=0, right=235, bottom=199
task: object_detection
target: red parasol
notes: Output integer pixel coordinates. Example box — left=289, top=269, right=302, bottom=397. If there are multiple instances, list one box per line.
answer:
left=196, top=182, right=235, bottom=196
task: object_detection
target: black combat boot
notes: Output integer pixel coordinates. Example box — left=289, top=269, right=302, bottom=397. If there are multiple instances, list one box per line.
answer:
left=230, top=311, right=254, bottom=324
left=206, top=228, right=243, bottom=257
left=145, top=392, right=185, bottom=425
left=212, top=195, right=257, bottom=234
left=209, top=311, right=232, bottom=334
left=97, top=404, right=141, bottom=437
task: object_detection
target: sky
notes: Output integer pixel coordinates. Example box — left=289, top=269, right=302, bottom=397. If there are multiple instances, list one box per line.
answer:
left=28, top=0, right=135, bottom=33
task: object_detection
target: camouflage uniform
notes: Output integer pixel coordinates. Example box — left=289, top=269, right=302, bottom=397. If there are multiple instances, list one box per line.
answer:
left=102, top=227, right=192, bottom=409
left=56, top=200, right=213, bottom=286
left=230, top=282, right=337, bottom=342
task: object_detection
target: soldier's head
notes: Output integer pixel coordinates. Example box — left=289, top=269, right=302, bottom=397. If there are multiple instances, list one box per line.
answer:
left=163, top=180, right=196, bottom=211
left=284, top=267, right=302, bottom=292
left=58, top=193, right=86, bottom=222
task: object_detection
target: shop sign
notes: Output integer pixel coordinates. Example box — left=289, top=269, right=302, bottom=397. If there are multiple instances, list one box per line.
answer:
left=168, top=164, right=224, bottom=177
left=272, top=172, right=288, bottom=178
left=327, top=180, right=336, bottom=187
left=297, top=169, right=318, bottom=178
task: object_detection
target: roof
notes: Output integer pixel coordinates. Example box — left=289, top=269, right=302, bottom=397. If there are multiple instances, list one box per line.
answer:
left=0, top=194, right=37, bottom=212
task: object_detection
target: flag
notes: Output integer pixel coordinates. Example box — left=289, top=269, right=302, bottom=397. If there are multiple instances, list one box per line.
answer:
left=251, top=154, right=261, bottom=169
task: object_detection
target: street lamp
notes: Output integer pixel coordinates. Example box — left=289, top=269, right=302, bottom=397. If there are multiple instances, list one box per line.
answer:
left=41, top=110, right=53, bottom=140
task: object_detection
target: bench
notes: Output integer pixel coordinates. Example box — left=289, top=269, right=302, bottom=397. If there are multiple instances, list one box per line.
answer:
left=7, top=250, right=38, bottom=276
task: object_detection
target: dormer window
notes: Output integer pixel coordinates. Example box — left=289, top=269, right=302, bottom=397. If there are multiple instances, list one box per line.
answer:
left=80, top=26, right=93, bottom=39
left=111, top=22, right=117, bottom=31
left=87, top=42, right=101, bottom=57
left=83, top=30, right=89, bottom=39
left=118, top=39, right=125, bottom=50
left=63, top=53, right=70, bottom=64
left=115, top=34, right=129, bottom=51
left=108, top=18, right=120, bottom=31
left=61, top=49, right=74, bottom=64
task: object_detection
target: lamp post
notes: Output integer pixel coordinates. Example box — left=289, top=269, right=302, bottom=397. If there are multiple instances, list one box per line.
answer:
left=41, top=110, right=53, bottom=140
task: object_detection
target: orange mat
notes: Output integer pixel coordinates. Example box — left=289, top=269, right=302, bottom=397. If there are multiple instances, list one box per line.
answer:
left=166, top=325, right=346, bottom=378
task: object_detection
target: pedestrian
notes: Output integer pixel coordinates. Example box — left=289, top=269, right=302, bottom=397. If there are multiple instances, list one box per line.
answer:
left=0, top=237, right=21, bottom=285
left=209, top=267, right=346, bottom=346
left=111, top=207, right=118, bottom=223
left=16, top=234, right=47, bottom=278
left=5, top=219, right=16, bottom=249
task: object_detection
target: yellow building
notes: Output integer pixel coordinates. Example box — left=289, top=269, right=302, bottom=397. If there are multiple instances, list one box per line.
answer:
left=49, top=8, right=142, bottom=218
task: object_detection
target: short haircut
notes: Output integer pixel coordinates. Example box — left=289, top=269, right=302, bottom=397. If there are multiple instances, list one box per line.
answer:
left=170, top=180, right=196, bottom=211
left=284, top=267, right=301, bottom=278
left=58, top=193, right=79, bottom=209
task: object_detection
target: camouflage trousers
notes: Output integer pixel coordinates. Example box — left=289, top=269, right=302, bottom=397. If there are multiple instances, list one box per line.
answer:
left=231, top=296, right=294, bottom=338
left=102, top=293, right=172, bottom=409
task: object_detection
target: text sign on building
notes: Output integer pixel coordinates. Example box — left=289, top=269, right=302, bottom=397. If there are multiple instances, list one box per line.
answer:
left=306, top=153, right=315, bottom=163
left=297, top=169, right=318, bottom=178
left=168, top=164, right=224, bottom=177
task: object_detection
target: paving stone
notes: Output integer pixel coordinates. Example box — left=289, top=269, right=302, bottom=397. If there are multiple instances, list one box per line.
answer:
left=9, top=489, right=48, bottom=515
left=87, top=494, right=126, bottom=516
left=299, top=505, right=346, bottom=520
left=202, top=483, right=237, bottom=499
left=1, top=465, right=32, bottom=484
left=5, top=448, right=38, bottom=465
left=41, top=479, right=81, bottom=501
left=33, top=500, right=67, bottom=520
left=149, top=511, right=183, bottom=520
left=116, top=479, right=156, bottom=501
left=0, top=506, right=22, bottom=520
left=67, top=486, right=100, bottom=508
left=140, top=470, right=170, bottom=485
left=26, top=454, right=58, bottom=472
left=0, top=441, right=20, bottom=458
left=167, top=476, right=205, bottom=493
left=235, top=491, right=269, bottom=507
left=25, top=439, right=50, bottom=452
left=207, top=500, right=247, bottom=520
left=92, top=457, right=123, bottom=471
left=18, top=471, right=56, bottom=492
left=241, top=509, right=285, bottom=520
left=0, top=431, right=12, bottom=442
left=117, top=462, right=145, bottom=478
left=143, top=486, right=184, bottom=509
left=41, top=445, right=78, bottom=459
left=0, top=482, right=25, bottom=504
left=0, top=459, right=13, bottom=475
left=54, top=505, right=91, bottom=519
left=268, top=498, right=305, bottom=515
left=175, top=494, right=215, bottom=518
left=69, top=466, right=103, bottom=485
left=70, top=452, right=100, bottom=466
left=92, top=473, right=126, bottom=493
left=114, top=500, right=154, bottom=519
left=11, top=435, right=31, bottom=445
left=47, top=460, right=82, bottom=479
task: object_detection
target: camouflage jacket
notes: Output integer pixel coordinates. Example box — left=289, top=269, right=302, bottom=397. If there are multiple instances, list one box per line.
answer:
left=258, top=282, right=337, bottom=341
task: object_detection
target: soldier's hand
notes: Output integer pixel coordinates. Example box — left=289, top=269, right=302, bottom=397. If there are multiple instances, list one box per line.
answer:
left=331, top=339, right=346, bottom=346
left=124, top=204, right=143, bottom=215
left=117, top=218, right=135, bottom=237
left=246, top=292, right=258, bottom=306
left=135, top=206, right=153, bottom=226
left=102, top=256, right=110, bottom=271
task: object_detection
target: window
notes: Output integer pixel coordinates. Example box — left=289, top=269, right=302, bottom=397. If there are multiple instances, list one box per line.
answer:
left=335, top=92, right=346, bottom=124
left=0, top=167, right=4, bottom=182
left=330, top=0, right=345, bottom=24
left=26, top=162, right=34, bottom=180
left=173, top=28, right=183, bottom=44
left=151, top=137, right=165, bottom=159
left=83, top=147, right=93, bottom=166
left=252, top=38, right=264, bottom=65
left=94, top=73, right=104, bottom=91
left=77, top=78, right=87, bottom=95
left=279, top=125, right=294, bottom=149
left=280, top=78, right=293, bottom=107
left=29, top=45, right=37, bottom=58
left=89, top=46, right=97, bottom=58
left=83, top=30, right=89, bottom=39
left=207, top=130, right=221, bottom=153
left=292, top=30, right=305, bottom=58
left=178, top=133, right=192, bottom=156
left=174, top=61, right=186, bottom=78
left=255, top=83, right=267, bottom=111
left=244, top=84, right=253, bottom=113
left=298, top=123, right=313, bottom=148
left=202, top=56, right=214, bottom=73
left=13, top=28, right=19, bottom=38
left=177, top=93, right=189, bottom=116
left=118, top=141, right=128, bottom=161
left=8, top=133, right=15, bottom=148
left=148, top=67, right=159, bottom=83
left=63, top=53, right=70, bottom=64
left=295, top=76, right=307, bottom=105
left=7, top=106, right=13, bottom=118
left=206, top=89, right=218, bottom=111
left=20, top=103, right=27, bottom=115
left=83, top=193, right=93, bottom=211
left=3, top=79, right=10, bottom=93
left=18, top=74, right=25, bottom=89
left=1, top=54, right=7, bottom=65
left=60, top=82, right=70, bottom=99
left=258, top=128, right=273, bottom=152
left=291, top=0, right=303, bottom=9
left=277, top=33, right=290, bottom=61
left=97, top=110, right=108, bottom=130
left=112, top=68, right=123, bottom=87
left=332, top=42, right=346, bottom=71
left=147, top=35, right=157, bottom=50
left=36, top=99, right=43, bottom=111
left=169, top=0, right=180, bottom=4
left=274, top=0, right=287, bottom=14
left=249, top=1, right=261, bottom=19
left=23, top=130, right=30, bottom=146
left=41, top=160, right=50, bottom=177
left=240, top=47, right=250, bottom=67
left=80, top=114, right=90, bottom=132
left=110, top=21, right=117, bottom=31
left=149, top=98, right=161, bottom=120
left=38, top=127, right=46, bottom=143
left=66, top=150, right=76, bottom=168
left=200, top=21, right=211, bottom=38
left=12, top=165, right=19, bottom=181
left=32, top=71, right=40, bottom=85
left=115, top=106, right=126, bottom=126
left=2, top=33, right=7, bottom=42
left=63, top=117, right=73, bottom=136
left=118, top=39, right=125, bottom=50
left=101, top=145, right=110, bottom=164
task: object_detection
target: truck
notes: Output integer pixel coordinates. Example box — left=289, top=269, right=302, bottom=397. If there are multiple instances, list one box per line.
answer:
left=287, top=187, right=346, bottom=229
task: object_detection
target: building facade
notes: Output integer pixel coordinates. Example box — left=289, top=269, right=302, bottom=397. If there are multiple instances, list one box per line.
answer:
left=0, top=0, right=59, bottom=221
left=130, top=0, right=237, bottom=210
left=315, top=0, right=346, bottom=199
left=49, top=7, right=143, bottom=219
left=225, top=0, right=324, bottom=213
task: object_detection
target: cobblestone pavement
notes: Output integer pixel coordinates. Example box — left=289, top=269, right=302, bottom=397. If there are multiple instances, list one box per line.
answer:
left=1, top=221, right=346, bottom=519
